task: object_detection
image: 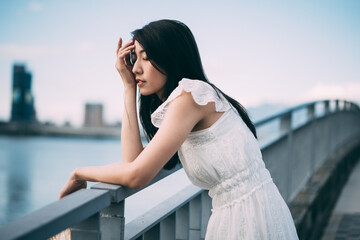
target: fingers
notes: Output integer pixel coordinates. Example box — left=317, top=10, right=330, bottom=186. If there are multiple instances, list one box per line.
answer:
left=58, top=191, right=65, bottom=200
left=118, top=45, right=134, bottom=58
left=117, top=45, right=135, bottom=70
left=123, top=39, right=134, bottom=48
left=116, top=38, right=134, bottom=56
left=116, top=37, right=122, bottom=55
left=58, top=182, right=86, bottom=200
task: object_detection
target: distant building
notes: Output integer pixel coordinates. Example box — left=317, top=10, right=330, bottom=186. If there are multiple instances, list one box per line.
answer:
left=84, top=103, right=104, bottom=127
left=10, top=64, right=37, bottom=123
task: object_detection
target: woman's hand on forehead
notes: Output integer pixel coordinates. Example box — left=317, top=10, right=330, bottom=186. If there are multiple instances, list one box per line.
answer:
left=115, top=37, right=136, bottom=88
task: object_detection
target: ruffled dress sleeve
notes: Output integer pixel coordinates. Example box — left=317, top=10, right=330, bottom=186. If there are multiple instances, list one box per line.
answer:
left=151, top=78, right=232, bottom=128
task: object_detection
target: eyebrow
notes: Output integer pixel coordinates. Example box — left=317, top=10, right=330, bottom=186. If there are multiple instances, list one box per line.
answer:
left=135, top=49, right=146, bottom=55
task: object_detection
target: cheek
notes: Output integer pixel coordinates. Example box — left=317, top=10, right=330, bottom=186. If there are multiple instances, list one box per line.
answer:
left=157, top=74, right=167, bottom=88
left=149, top=68, right=166, bottom=84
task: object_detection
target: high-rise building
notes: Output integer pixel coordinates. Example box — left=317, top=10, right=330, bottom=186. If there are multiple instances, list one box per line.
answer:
left=84, top=103, right=104, bottom=127
left=10, top=64, right=36, bottom=122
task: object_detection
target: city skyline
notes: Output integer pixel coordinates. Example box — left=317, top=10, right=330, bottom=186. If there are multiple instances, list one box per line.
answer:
left=1, top=1, right=359, bottom=126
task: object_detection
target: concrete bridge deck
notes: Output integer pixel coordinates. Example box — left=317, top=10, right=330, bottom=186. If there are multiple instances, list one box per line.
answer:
left=322, top=156, right=360, bottom=240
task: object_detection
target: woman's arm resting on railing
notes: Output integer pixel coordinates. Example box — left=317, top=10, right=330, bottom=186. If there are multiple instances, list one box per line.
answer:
left=59, top=91, right=205, bottom=199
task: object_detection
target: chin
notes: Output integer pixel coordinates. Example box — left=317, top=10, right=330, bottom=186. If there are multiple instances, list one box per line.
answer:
left=139, top=89, right=154, bottom=96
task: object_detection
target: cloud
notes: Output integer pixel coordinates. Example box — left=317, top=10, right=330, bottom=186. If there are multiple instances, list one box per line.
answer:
left=0, top=44, right=64, bottom=59
left=28, top=2, right=44, bottom=12
left=303, top=82, right=360, bottom=103
left=0, top=42, right=96, bottom=59
left=241, top=81, right=360, bottom=108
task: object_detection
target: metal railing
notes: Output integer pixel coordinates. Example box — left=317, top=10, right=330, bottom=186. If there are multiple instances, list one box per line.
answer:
left=0, top=99, right=359, bottom=240
left=256, top=100, right=360, bottom=202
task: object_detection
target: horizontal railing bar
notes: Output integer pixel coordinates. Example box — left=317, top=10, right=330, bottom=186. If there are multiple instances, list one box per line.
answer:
left=91, top=163, right=183, bottom=203
left=253, top=99, right=356, bottom=128
left=0, top=189, right=111, bottom=240
left=125, top=184, right=202, bottom=240
left=254, top=100, right=317, bottom=127
left=259, top=110, right=330, bottom=151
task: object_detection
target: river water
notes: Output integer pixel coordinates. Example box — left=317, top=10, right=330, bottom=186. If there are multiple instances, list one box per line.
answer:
left=0, top=136, right=191, bottom=227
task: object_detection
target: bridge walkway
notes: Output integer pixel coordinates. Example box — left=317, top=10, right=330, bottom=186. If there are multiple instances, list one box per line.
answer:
left=321, top=155, right=360, bottom=240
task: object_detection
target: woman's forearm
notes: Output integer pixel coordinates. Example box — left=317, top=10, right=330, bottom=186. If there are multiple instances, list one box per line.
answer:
left=59, top=155, right=144, bottom=199
left=121, top=86, right=144, bottom=163
left=73, top=162, right=141, bottom=189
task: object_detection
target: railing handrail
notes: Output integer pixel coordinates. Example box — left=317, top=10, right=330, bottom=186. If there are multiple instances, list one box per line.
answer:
left=1, top=98, right=359, bottom=240
left=254, top=99, right=359, bottom=127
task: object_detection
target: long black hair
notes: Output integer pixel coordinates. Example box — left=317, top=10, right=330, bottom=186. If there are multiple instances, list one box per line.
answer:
left=132, top=19, right=257, bottom=169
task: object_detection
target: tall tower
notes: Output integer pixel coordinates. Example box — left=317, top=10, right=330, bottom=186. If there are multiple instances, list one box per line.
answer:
left=84, top=103, right=104, bottom=127
left=10, top=64, right=36, bottom=122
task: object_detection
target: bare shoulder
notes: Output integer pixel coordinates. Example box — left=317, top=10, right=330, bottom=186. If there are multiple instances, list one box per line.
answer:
left=167, top=89, right=223, bottom=132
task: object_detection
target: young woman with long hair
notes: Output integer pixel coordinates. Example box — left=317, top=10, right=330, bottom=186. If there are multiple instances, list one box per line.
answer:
left=59, top=19, right=299, bottom=239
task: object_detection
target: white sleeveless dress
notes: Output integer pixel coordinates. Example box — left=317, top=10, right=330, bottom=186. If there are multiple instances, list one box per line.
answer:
left=151, top=79, right=299, bottom=240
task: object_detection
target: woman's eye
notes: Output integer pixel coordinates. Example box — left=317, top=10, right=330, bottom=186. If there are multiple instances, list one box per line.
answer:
left=130, top=50, right=137, bottom=65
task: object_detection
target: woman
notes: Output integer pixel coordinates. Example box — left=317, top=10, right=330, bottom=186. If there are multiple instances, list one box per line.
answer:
left=59, top=19, right=299, bottom=239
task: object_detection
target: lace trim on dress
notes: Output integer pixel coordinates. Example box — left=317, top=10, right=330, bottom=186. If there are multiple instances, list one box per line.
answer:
left=151, top=79, right=231, bottom=128
left=211, top=178, right=273, bottom=212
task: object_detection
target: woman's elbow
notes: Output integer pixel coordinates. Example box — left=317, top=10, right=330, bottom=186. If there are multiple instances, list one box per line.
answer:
left=127, top=180, right=145, bottom=189
left=124, top=166, right=149, bottom=189
left=126, top=177, right=144, bottom=189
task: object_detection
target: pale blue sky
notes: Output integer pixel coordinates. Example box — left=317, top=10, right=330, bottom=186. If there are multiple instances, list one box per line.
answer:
left=0, top=0, right=359, bottom=126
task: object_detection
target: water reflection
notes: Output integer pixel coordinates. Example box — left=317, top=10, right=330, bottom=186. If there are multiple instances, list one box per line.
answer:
left=6, top=145, right=32, bottom=222
left=0, top=138, right=33, bottom=225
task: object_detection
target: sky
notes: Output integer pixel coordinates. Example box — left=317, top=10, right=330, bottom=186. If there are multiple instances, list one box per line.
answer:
left=0, top=0, right=359, bottom=126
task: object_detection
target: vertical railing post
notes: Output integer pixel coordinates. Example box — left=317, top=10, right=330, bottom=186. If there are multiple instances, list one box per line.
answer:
left=71, top=213, right=101, bottom=240
left=280, top=112, right=293, bottom=202
left=307, top=103, right=316, bottom=175
left=329, top=100, right=337, bottom=153
left=324, top=100, right=330, bottom=115
left=160, top=213, right=176, bottom=239
left=307, top=103, right=315, bottom=123
left=100, top=201, right=125, bottom=240
left=176, top=203, right=189, bottom=240
left=280, top=112, right=291, bottom=135
left=189, top=195, right=201, bottom=240
left=335, top=100, right=340, bottom=152
left=349, top=103, right=355, bottom=111
left=345, top=101, right=350, bottom=111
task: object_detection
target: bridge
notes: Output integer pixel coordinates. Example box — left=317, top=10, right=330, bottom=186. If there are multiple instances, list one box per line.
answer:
left=0, top=99, right=359, bottom=240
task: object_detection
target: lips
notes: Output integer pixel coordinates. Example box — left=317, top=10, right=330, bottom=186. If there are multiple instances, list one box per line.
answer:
left=136, top=79, right=145, bottom=87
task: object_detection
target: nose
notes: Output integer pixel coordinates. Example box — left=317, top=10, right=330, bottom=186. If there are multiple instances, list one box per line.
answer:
left=132, top=60, right=142, bottom=75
